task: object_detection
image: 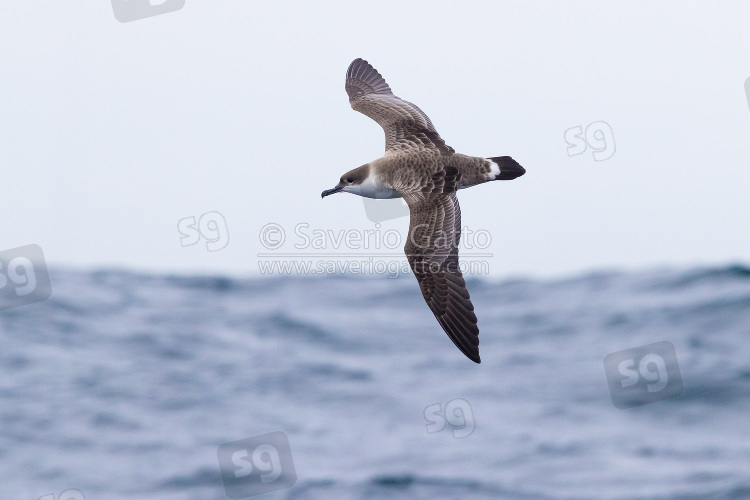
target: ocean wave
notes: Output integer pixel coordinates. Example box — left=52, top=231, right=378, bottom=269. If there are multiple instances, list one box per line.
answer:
left=3, top=264, right=750, bottom=500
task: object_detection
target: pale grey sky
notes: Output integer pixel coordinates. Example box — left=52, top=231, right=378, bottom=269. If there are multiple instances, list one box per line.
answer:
left=1, top=1, right=749, bottom=278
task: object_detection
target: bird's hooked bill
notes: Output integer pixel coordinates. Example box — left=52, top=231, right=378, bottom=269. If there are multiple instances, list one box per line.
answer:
left=321, top=184, right=343, bottom=198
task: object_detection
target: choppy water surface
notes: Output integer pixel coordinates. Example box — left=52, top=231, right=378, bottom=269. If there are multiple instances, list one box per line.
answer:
left=1, top=266, right=750, bottom=499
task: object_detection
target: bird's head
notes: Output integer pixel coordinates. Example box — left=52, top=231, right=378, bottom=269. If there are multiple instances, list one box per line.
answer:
left=321, top=164, right=370, bottom=198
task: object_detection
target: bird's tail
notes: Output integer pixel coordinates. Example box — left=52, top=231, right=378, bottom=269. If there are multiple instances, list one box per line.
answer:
left=488, top=156, right=526, bottom=180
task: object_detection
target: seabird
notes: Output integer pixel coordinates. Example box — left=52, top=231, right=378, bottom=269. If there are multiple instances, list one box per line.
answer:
left=322, top=58, right=525, bottom=363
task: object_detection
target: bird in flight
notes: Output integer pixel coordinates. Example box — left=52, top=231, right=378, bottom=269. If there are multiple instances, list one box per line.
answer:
left=322, top=58, right=525, bottom=363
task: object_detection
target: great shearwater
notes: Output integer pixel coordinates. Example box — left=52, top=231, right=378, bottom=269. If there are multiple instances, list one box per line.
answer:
left=322, top=58, right=525, bottom=363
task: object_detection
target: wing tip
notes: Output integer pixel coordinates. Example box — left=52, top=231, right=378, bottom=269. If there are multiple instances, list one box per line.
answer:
left=345, top=58, right=393, bottom=99
left=434, top=313, right=481, bottom=364
left=462, top=344, right=482, bottom=364
left=464, top=348, right=481, bottom=364
left=458, top=341, right=481, bottom=364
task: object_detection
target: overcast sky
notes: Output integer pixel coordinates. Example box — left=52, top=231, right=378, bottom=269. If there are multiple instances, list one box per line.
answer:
left=1, top=1, right=749, bottom=279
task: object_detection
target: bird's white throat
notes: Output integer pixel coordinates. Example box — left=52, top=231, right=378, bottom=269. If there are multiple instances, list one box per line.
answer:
left=343, top=172, right=400, bottom=199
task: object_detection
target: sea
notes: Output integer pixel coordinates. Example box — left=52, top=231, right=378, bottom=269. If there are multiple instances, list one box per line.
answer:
left=1, top=265, right=750, bottom=500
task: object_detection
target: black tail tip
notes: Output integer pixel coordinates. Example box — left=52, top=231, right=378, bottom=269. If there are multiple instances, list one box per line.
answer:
left=489, top=156, right=525, bottom=180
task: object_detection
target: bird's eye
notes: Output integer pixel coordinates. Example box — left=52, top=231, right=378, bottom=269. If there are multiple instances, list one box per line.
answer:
left=346, top=177, right=354, bottom=183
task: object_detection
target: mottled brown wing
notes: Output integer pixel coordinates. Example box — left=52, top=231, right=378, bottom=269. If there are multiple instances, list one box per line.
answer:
left=403, top=167, right=479, bottom=363
left=345, top=58, right=454, bottom=156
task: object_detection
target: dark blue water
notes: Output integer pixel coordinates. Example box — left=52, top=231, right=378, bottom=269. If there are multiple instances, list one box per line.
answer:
left=2, top=266, right=750, bottom=500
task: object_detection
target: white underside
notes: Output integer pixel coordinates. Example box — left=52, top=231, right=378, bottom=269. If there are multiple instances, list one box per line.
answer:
left=342, top=173, right=401, bottom=199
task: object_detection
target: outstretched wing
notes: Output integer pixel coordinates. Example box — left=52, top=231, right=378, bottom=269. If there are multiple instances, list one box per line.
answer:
left=345, top=58, right=454, bottom=156
left=403, top=167, right=479, bottom=363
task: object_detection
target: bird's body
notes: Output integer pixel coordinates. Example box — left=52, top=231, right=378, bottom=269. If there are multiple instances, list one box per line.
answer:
left=358, top=152, right=505, bottom=197
left=322, top=58, right=525, bottom=363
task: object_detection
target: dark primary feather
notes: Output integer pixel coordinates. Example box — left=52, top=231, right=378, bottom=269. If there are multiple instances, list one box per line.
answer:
left=345, top=58, right=455, bottom=156
left=402, top=167, right=480, bottom=363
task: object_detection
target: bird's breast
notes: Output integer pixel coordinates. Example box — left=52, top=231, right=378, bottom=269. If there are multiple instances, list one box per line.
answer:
left=357, top=175, right=401, bottom=199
